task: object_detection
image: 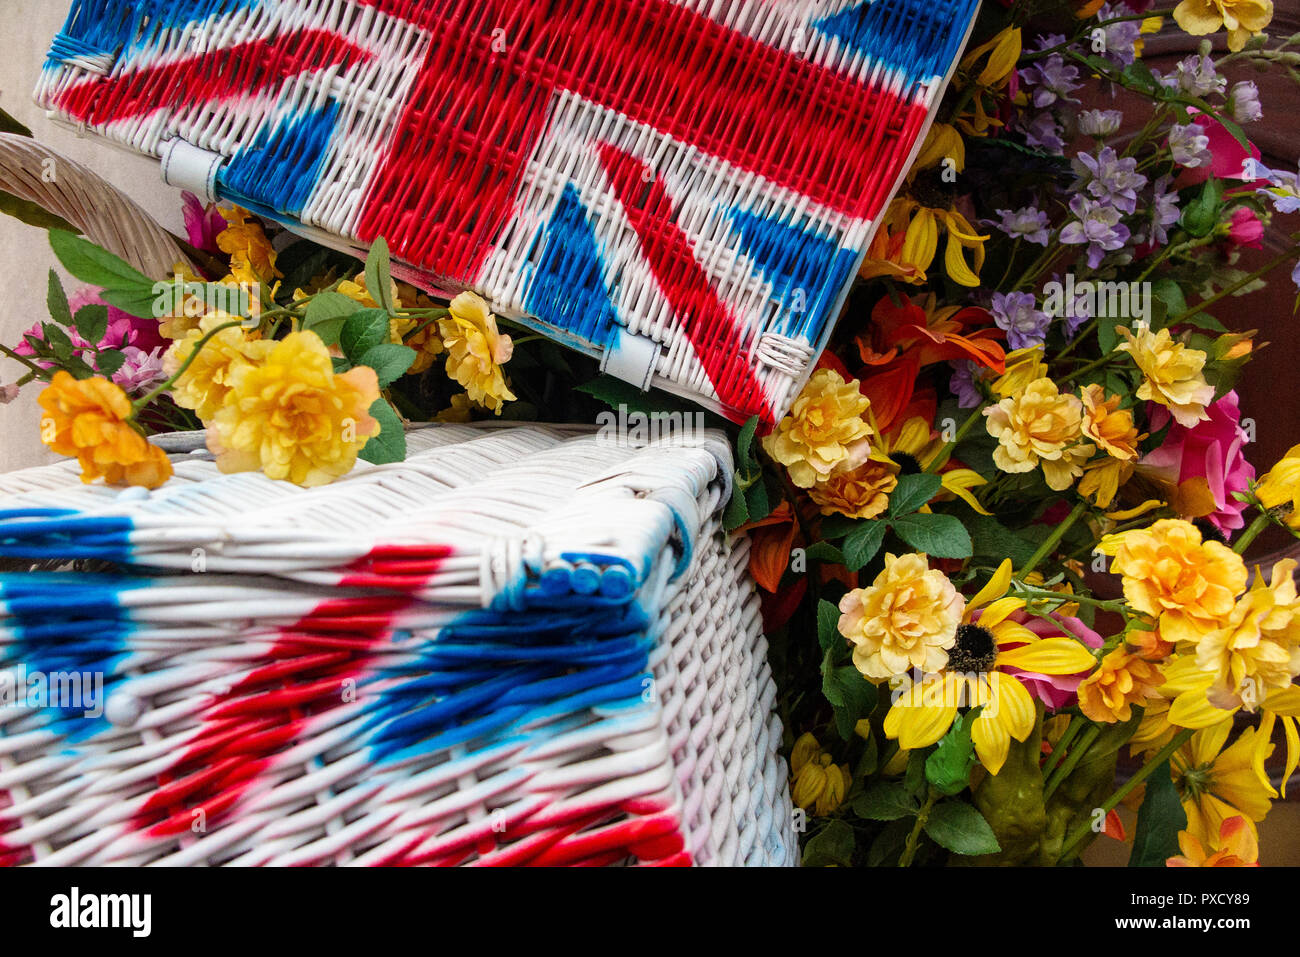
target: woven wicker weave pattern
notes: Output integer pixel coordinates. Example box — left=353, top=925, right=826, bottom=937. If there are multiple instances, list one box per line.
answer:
left=34, top=0, right=979, bottom=425
left=0, top=425, right=795, bottom=866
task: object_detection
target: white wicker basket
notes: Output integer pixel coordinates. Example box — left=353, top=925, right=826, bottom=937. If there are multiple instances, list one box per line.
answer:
left=0, top=424, right=795, bottom=866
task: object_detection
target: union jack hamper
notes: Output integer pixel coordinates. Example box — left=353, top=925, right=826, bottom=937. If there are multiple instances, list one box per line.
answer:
left=35, top=0, right=980, bottom=426
left=0, top=424, right=796, bottom=866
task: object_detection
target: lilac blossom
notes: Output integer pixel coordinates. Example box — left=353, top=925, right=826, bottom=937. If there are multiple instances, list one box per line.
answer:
left=1072, top=147, right=1147, bottom=215
left=1044, top=275, right=1095, bottom=338
left=1162, top=55, right=1226, bottom=98
left=1097, top=4, right=1142, bottom=68
left=991, top=291, right=1052, bottom=351
left=993, top=206, right=1051, bottom=245
left=1019, top=46, right=1081, bottom=109
left=949, top=360, right=984, bottom=409
left=1079, top=109, right=1123, bottom=137
left=1060, top=195, right=1130, bottom=269
left=1142, top=175, right=1182, bottom=247
left=1169, top=123, right=1212, bottom=168
left=1229, top=81, right=1263, bottom=123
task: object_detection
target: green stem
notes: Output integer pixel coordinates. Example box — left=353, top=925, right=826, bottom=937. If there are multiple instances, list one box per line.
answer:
left=1233, top=512, right=1271, bottom=554
left=0, top=344, right=52, bottom=381
left=898, top=788, right=938, bottom=867
left=132, top=320, right=244, bottom=412
left=1017, top=500, right=1088, bottom=578
left=1063, top=352, right=1113, bottom=384
left=1057, top=727, right=1196, bottom=863
left=1040, top=715, right=1084, bottom=781
left=1017, top=585, right=1126, bottom=615
left=1168, top=238, right=1300, bottom=325
left=1042, top=724, right=1101, bottom=802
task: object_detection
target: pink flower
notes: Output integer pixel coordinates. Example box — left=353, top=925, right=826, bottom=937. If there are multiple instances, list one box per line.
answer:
left=1140, top=390, right=1255, bottom=533
left=182, top=191, right=226, bottom=254
left=1225, top=207, right=1263, bottom=248
left=1179, top=113, right=1268, bottom=190
left=16, top=288, right=165, bottom=364
left=114, top=346, right=168, bottom=395
left=976, top=607, right=1103, bottom=710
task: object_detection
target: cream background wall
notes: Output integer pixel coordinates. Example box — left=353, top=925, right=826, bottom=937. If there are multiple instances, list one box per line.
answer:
left=1, top=0, right=186, bottom=473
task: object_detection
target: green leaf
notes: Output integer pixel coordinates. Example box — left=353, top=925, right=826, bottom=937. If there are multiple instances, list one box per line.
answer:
left=866, top=818, right=913, bottom=866
left=0, top=107, right=33, bottom=137
left=358, top=343, right=416, bottom=388
left=95, top=350, right=126, bottom=377
left=816, top=514, right=860, bottom=541
left=46, top=270, right=72, bottom=327
left=340, top=309, right=391, bottom=363
left=904, top=748, right=928, bottom=800
left=358, top=399, right=406, bottom=465
left=303, top=291, right=362, bottom=346
left=822, top=659, right=876, bottom=741
left=924, top=801, right=1001, bottom=855
left=1179, top=178, right=1224, bottom=238
left=722, top=487, right=749, bottom=531
left=73, top=305, right=108, bottom=348
left=842, top=519, right=887, bottom=571
left=891, top=512, right=972, bottom=558
left=0, top=190, right=77, bottom=232
left=736, top=415, right=760, bottom=477
left=364, top=237, right=396, bottom=314
left=925, top=711, right=978, bottom=797
left=49, top=230, right=155, bottom=292
left=967, top=515, right=1040, bottom=567
left=804, top=541, right=846, bottom=566
left=816, top=598, right=841, bottom=653
left=575, top=375, right=698, bottom=416
left=744, top=475, right=771, bottom=523
left=801, top=820, right=855, bottom=867
left=1128, top=760, right=1187, bottom=867
left=851, top=781, right=919, bottom=821
left=42, top=322, right=74, bottom=361
left=99, top=285, right=165, bottom=320
left=888, top=473, right=943, bottom=517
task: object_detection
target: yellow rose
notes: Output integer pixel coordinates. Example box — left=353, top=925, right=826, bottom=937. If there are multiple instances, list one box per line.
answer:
left=436, top=292, right=515, bottom=414
left=1080, top=383, right=1143, bottom=460
left=808, top=457, right=899, bottom=520
left=1116, top=325, right=1215, bottom=428
left=164, top=312, right=273, bottom=422
left=762, top=368, right=872, bottom=488
left=983, top=377, right=1094, bottom=490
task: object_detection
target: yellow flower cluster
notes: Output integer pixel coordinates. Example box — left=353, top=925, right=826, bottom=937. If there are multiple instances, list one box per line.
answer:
left=983, top=376, right=1095, bottom=491
left=216, top=206, right=282, bottom=287
left=1173, top=0, right=1273, bottom=52
left=762, top=368, right=873, bottom=489
left=790, top=733, right=850, bottom=816
left=436, top=292, right=516, bottom=414
left=1116, top=325, right=1215, bottom=428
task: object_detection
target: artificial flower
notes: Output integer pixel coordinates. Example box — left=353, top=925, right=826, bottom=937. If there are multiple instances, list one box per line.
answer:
left=436, top=292, right=515, bottom=414
left=809, top=457, right=898, bottom=519
left=1077, top=647, right=1165, bottom=722
left=838, top=552, right=963, bottom=681
left=984, top=376, right=1094, bottom=490
left=872, top=414, right=992, bottom=515
left=790, top=733, right=851, bottom=816
left=856, top=294, right=1006, bottom=374
left=1172, top=0, right=1273, bottom=53
left=1255, top=443, right=1300, bottom=531
left=1171, top=723, right=1273, bottom=845
left=859, top=198, right=987, bottom=287
left=763, top=368, right=872, bottom=488
left=216, top=206, right=282, bottom=284
left=37, top=371, right=172, bottom=489
left=164, top=312, right=272, bottom=422
left=1096, top=518, right=1247, bottom=644
left=208, top=331, right=380, bottom=486
left=1115, top=325, right=1215, bottom=427
left=1167, top=816, right=1259, bottom=866
left=1079, top=384, right=1144, bottom=460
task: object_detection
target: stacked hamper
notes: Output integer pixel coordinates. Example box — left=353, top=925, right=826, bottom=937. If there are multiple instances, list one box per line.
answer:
left=35, top=0, right=982, bottom=425
left=0, top=425, right=796, bottom=866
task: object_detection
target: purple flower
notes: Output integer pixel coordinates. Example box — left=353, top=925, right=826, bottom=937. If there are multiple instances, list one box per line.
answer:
left=114, top=347, right=168, bottom=395
left=1021, top=111, right=1066, bottom=153
left=1019, top=55, right=1081, bottom=109
left=1143, top=174, right=1181, bottom=246
left=990, top=291, right=1052, bottom=351
left=1292, top=260, right=1300, bottom=293
left=1169, top=123, right=1212, bottom=168
left=1059, top=195, right=1130, bottom=269
left=1229, top=81, right=1263, bottom=123
left=1098, top=4, right=1142, bottom=67
left=1072, top=147, right=1147, bottom=215
left=949, top=360, right=984, bottom=409
left=1044, top=275, right=1094, bottom=338
left=1163, top=55, right=1225, bottom=98
left=1258, top=164, right=1300, bottom=214
left=182, top=191, right=226, bottom=255
left=993, top=206, right=1051, bottom=245
left=1079, top=109, right=1123, bottom=137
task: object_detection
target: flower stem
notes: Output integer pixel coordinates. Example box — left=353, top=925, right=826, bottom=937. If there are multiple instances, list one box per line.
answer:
left=0, top=344, right=52, bottom=381
left=1057, top=726, right=1196, bottom=863
left=1233, top=512, right=1271, bottom=554
left=1017, top=585, right=1126, bottom=614
left=1042, top=724, right=1100, bottom=801
left=1017, top=500, right=1089, bottom=578
left=898, top=788, right=938, bottom=867
left=132, top=320, right=244, bottom=412
left=1040, top=715, right=1084, bottom=781
left=1170, top=239, right=1300, bottom=325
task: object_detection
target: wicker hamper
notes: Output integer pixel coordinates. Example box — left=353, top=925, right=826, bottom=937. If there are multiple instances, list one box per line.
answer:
left=0, top=424, right=795, bottom=866
left=35, top=0, right=981, bottom=426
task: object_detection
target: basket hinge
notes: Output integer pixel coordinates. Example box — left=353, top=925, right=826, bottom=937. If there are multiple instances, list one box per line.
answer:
left=599, top=327, right=658, bottom=392
left=160, top=139, right=224, bottom=204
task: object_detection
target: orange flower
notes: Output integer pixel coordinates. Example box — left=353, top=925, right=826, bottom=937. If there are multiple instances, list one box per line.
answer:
left=1167, top=816, right=1259, bottom=867
left=739, top=500, right=800, bottom=593
left=1080, top=384, right=1144, bottom=460
left=856, top=293, right=1006, bottom=375
left=38, top=372, right=172, bottom=489
left=808, top=457, right=899, bottom=520
left=1078, top=647, right=1165, bottom=723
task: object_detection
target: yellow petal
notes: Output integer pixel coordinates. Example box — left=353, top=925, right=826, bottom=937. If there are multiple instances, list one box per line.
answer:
left=971, top=709, right=1010, bottom=774
left=995, top=637, right=1097, bottom=675
left=1168, top=687, right=1238, bottom=729
left=1104, top=499, right=1165, bottom=521
left=967, top=559, right=1013, bottom=614
left=1281, top=716, right=1299, bottom=800
left=1264, top=684, right=1300, bottom=717
left=982, top=596, right=1028, bottom=631
left=940, top=469, right=993, bottom=515
left=989, top=670, right=1037, bottom=741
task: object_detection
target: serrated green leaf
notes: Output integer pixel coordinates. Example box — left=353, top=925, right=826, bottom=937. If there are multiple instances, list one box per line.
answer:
left=924, top=801, right=1001, bottom=855
left=358, top=343, right=416, bottom=388
left=851, top=781, right=919, bottom=821
left=303, top=291, right=362, bottom=346
left=73, top=305, right=108, bottom=348
left=358, top=399, right=406, bottom=465
left=95, top=350, right=126, bottom=377
left=340, top=309, right=391, bottom=363
left=364, top=237, right=396, bottom=314
left=1128, top=760, right=1187, bottom=867
left=817, top=514, right=860, bottom=541
left=722, top=487, right=749, bottom=531
left=925, top=711, right=978, bottom=797
left=46, top=270, right=72, bottom=327
left=42, top=323, right=74, bottom=361
left=817, top=598, right=842, bottom=653
left=802, top=820, right=855, bottom=867
left=889, top=473, right=943, bottom=516
left=842, top=520, right=887, bottom=570
left=745, top=475, right=771, bottom=523
left=736, top=415, right=760, bottom=476
left=49, top=230, right=155, bottom=292
left=892, top=512, right=972, bottom=558
left=804, top=541, right=846, bottom=566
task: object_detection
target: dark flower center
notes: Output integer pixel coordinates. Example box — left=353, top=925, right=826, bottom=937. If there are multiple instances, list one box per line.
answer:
left=947, top=623, right=999, bottom=673
left=891, top=452, right=923, bottom=476
left=1192, top=518, right=1227, bottom=546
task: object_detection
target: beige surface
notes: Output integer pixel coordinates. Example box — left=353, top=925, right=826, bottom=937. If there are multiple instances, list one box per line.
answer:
left=1, top=1, right=186, bottom=473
